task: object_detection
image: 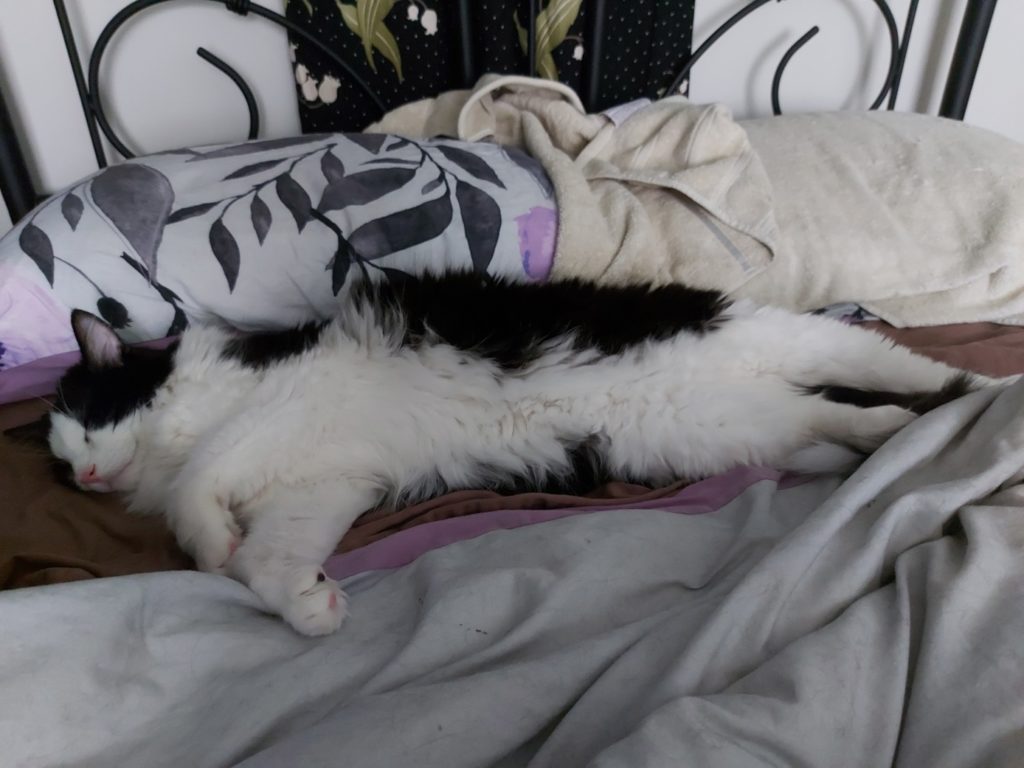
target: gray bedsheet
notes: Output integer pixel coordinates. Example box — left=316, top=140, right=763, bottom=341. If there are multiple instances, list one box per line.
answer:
left=3, top=384, right=1024, bottom=768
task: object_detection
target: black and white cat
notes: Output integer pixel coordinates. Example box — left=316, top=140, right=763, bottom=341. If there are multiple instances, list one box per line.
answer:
left=49, top=271, right=985, bottom=635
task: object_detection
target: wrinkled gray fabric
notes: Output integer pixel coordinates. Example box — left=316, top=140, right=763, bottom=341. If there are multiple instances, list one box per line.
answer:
left=3, top=384, right=1024, bottom=768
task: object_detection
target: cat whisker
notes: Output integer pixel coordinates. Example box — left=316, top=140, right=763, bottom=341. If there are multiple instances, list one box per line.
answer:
left=53, top=383, right=71, bottom=416
left=35, top=395, right=63, bottom=416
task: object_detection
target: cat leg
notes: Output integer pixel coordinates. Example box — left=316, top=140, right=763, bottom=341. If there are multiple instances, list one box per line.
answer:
left=810, top=399, right=917, bottom=452
left=756, top=309, right=980, bottom=393
left=167, top=470, right=243, bottom=575
left=774, top=398, right=917, bottom=475
left=228, top=478, right=379, bottom=636
left=167, top=409, right=305, bottom=575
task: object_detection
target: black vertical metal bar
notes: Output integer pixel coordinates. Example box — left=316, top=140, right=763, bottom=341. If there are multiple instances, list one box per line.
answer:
left=939, top=0, right=998, bottom=119
left=581, top=0, right=607, bottom=111
left=52, top=0, right=108, bottom=168
left=454, top=0, right=476, bottom=87
left=0, top=78, right=37, bottom=223
left=887, top=0, right=919, bottom=108
left=527, top=0, right=538, bottom=78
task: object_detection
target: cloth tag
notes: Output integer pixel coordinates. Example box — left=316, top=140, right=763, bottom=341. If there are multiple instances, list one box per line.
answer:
left=600, top=98, right=652, bottom=126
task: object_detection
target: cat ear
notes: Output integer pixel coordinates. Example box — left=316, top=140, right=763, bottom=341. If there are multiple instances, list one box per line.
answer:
left=71, top=309, right=124, bottom=369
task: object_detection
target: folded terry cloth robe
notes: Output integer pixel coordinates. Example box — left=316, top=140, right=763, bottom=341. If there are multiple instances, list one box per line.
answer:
left=368, top=74, right=779, bottom=294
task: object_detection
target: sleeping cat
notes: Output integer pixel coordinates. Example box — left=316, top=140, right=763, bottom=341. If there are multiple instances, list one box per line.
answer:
left=49, top=271, right=987, bottom=635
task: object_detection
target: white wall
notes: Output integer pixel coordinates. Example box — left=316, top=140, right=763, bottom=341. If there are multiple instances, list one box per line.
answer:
left=1, top=0, right=1022, bottom=235
left=689, top=0, right=1024, bottom=142
left=0, top=0, right=300, bottom=232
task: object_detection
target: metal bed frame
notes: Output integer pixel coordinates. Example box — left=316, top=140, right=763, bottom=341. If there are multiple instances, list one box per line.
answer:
left=0, top=0, right=1000, bottom=226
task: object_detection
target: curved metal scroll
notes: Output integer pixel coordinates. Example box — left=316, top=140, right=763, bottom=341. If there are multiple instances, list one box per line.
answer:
left=666, top=0, right=910, bottom=115
left=196, top=47, right=259, bottom=142
left=61, top=0, right=387, bottom=162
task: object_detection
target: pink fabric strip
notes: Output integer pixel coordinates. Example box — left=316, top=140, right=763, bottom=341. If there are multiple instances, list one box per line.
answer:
left=325, top=466, right=789, bottom=581
left=0, top=337, right=177, bottom=405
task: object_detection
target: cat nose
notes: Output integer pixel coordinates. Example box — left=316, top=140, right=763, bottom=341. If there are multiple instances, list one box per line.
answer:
left=78, top=464, right=98, bottom=484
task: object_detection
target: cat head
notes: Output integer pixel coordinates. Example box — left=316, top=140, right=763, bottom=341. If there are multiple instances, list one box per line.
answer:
left=48, top=310, right=174, bottom=493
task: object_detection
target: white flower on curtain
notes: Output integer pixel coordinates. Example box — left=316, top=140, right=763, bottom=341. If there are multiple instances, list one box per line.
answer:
left=406, top=0, right=438, bottom=35
left=318, top=76, right=341, bottom=104
left=295, top=63, right=321, bottom=103
left=301, top=76, right=319, bottom=102
left=420, top=9, right=437, bottom=34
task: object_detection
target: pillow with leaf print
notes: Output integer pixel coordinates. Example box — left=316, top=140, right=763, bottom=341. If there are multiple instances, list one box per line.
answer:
left=0, top=132, right=558, bottom=377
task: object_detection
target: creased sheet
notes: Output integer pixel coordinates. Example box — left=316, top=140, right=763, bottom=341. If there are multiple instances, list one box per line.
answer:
left=3, top=383, right=1024, bottom=767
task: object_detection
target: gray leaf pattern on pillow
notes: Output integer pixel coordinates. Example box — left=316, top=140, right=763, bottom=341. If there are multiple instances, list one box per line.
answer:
left=168, top=202, right=219, bottom=223
left=61, top=193, right=84, bottom=231
left=223, top=159, right=289, bottom=180
left=19, top=222, right=55, bottom=285
left=275, top=174, right=314, bottom=232
left=209, top=219, right=241, bottom=290
left=362, top=157, right=420, bottom=168
left=454, top=178, right=502, bottom=272
left=119, top=252, right=188, bottom=336
left=502, top=146, right=555, bottom=197
left=349, top=189, right=454, bottom=258
left=435, top=144, right=507, bottom=189
left=344, top=133, right=387, bottom=154
left=166, top=142, right=342, bottom=288
left=96, top=295, right=130, bottom=329
left=90, top=164, right=174, bottom=282
left=21, top=136, right=545, bottom=298
left=186, top=134, right=331, bottom=162
left=320, top=152, right=345, bottom=183
left=317, top=167, right=417, bottom=212
left=250, top=195, right=273, bottom=246
left=8, top=130, right=555, bottom=354
left=331, top=237, right=360, bottom=295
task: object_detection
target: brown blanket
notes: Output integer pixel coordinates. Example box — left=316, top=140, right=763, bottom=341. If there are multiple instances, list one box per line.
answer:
left=0, top=400, right=682, bottom=590
left=865, top=321, right=1024, bottom=378
left=6, top=320, right=1024, bottom=590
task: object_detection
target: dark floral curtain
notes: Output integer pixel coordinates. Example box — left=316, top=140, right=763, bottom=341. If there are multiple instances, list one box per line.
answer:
left=286, top=0, right=695, bottom=133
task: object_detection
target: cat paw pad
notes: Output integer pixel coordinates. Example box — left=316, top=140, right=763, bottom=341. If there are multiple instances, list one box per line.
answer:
left=281, top=570, right=347, bottom=636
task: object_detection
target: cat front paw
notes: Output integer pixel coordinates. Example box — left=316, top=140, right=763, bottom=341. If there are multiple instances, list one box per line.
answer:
left=280, top=569, right=348, bottom=636
left=191, top=524, right=242, bottom=576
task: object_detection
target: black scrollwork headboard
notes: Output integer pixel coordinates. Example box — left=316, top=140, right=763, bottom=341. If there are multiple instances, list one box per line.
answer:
left=0, top=0, right=999, bottom=226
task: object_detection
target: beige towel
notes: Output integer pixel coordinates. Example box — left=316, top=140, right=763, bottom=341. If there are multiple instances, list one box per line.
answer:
left=368, top=75, right=778, bottom=292
left=735, top=112, right=1024, bottom=326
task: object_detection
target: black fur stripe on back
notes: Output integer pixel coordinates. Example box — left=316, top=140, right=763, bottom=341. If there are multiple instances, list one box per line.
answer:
left=355, top=271, right=731, bottom=370
left=221, top=321, right=329, bottom=370
left=805, top=372, right=976, bottom=415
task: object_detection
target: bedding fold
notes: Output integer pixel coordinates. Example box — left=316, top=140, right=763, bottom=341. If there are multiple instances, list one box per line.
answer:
left=2, top=378, right=1024, bottom=767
